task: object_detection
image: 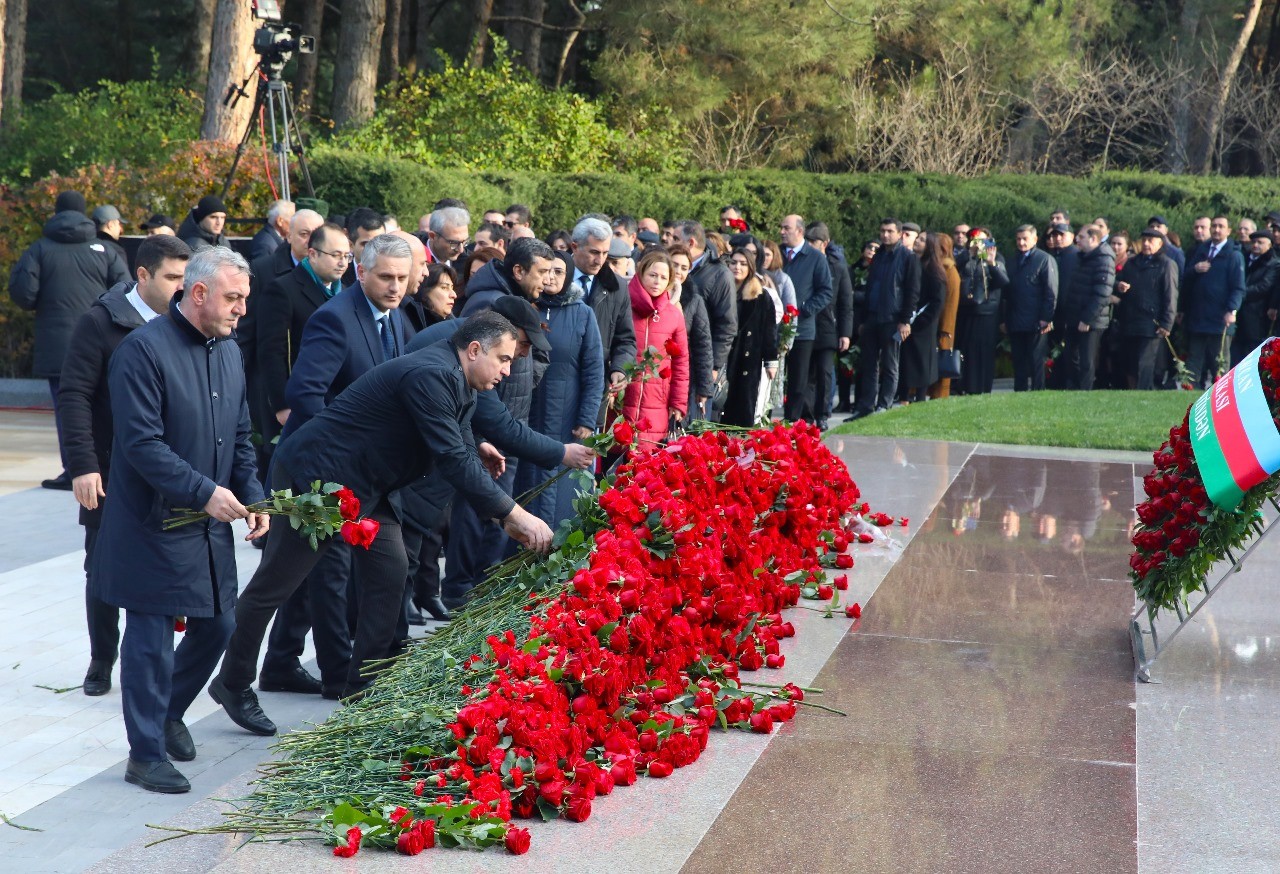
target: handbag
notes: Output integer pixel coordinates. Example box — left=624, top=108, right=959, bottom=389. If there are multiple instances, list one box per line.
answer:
left=937, top=347, right=963, bottom=380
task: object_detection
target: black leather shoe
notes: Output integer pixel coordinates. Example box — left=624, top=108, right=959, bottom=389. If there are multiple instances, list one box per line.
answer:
left=417, top=596, right=452, bottom=622
left=816, top=419, right=830, bottom=431
left=405, top=601, right=426, bottom=626
left=125, top=758, right=190, bottom=794
left=321, top=685, right=345, bottom=701
left=338, top=681, right=372, bottom=703
left=165, top=720, right=196, bottom=762
left=257, top=665, right=322, bottom=695
left=848, top=408, right=872, bottom=421
left=83, top=659, right=113, bottom=696
left=41, top=472, right=72, bottom=491
left=208, top=678, right=277, bottom=736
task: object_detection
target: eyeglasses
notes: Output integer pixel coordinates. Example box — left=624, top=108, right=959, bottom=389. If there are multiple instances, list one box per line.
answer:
left=441, top=237, right=468, bottom=249
left=503, top=220, right=517, bottom=228
left=314, top=248, right=353, bottom=262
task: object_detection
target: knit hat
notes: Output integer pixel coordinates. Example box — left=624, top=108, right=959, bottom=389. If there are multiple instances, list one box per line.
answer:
left=54, top=191, right=87, bottom=214
left=193, top=195, right=227, bottom=222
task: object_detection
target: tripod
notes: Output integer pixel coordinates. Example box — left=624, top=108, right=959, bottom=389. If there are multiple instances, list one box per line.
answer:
left=220, top=66, right=315, bottom=202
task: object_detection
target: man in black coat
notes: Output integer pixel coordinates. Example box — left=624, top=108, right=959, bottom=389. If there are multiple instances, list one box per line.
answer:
left=1044, top=223, right=1079, bottom=389
left=1058, top=225, right=1115, bottom=391
left=1002, top=225, right=1058, bottom=392
left=60, top=236, right=192, bottom=698
left=852, top=218, right=919, bottom=418
left=249, top=199, right=294, bottom=262
left=780, top=214, right=835, bottom=421
left=9, top=190, right=131, bottom=490
left=212, top=313, right=559, bottom=735
left=1114, top=229, right=1179, bottom=389
left=804, top=222, right=853, bottom=428
left=570, top=217, right=636, bottom=405
left=177, top=195, right=230, bottom=251
left=677, top=220, right=738, bottom=376
left=1232, top=231, right=1280, bottom=366
left=95, top=246, right=267, bottom=793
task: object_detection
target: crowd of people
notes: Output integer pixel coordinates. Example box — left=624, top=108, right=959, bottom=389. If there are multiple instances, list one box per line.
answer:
left=6, top=189, right=1273, bottom=795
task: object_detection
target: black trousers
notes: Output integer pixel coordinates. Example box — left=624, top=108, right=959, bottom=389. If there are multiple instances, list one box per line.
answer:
left=219, top=464, right=408, bottom=693
left=441, top=463, right=515, bottom=605
left=855, top=323, right=902, bottom=413
left=1121, top=336, right=1162, bottom=389
left=783, top=339, right=814, bottom=421
left=1009, top=331, right=1047, bottom=392
left=48, top=377, right=67, bottom=471
left=260, top=540, right=353, bottom=689
left=1062, top=328, right=1103, bottom=390
left=394, top=524, right=445, bottom=643
left=806, top=347, right=836, bottom=421
left=83, top=526, right=120, bottom=662
left=1186, top=331, right=1228, bottom=389
left=121, top=609, right=234, bottom=761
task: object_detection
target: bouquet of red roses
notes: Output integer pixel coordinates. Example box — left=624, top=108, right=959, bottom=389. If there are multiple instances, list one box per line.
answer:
left=163, top=481, right=379, bottom=551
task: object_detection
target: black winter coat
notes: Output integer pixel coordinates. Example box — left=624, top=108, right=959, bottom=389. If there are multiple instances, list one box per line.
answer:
left=8, top=211, right=130, bottom=377
left=59, top=282, right=150, bottom=527
left=459, top=260, right=546, bottom=425
left=679, top=287, right=714, bottom=415
left=178, top=210, right=229, bottom=251
left=814, top=250, right=855, bottom=350
left=1050, top=245, right=1080, bottom=329
left=1060, top=244, right=1116, bottom=330
left=1245, top=250, right=1280, bottom=314
left=956, top=249, right=1009, bottom=317
left=1002, top=248, right=1058, bottom=333
left=257, top=262, right=335, bottom=420
left=1115, top=253, right=1178, bottom=338
left=585, top=266, right=637, bottom=379
left=94, top=298, right=264, bottom=617
left=865, top=242, right=921, bottom=324
left=721, top=292, right=777, bottom=427
left=250, top=225, right=284, bottom=262
left=686, top=250, right=738, bottom=369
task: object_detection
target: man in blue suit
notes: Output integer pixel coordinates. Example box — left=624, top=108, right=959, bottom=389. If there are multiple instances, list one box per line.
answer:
left=1182, top=215, right=1246, bottom=387
left=779, top=214, right=834, bottom=422
left=258, top=233, right=416, bottom=700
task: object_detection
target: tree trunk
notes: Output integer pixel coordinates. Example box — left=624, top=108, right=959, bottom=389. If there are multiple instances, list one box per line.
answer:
left=1168, top=1, right=1205, bottom=173
left=187, top=0, right=216, bottom=92
left=1198, top=0, right=1265, bottom=173
left=294, top=0, right=323, bottom=114
left=1, top=0, right=24, bottom=130
left=552, top=0, right=585, bottom=87
left=469, top=0, right=495, bottom=67
left=398, top=0, right=413, bottom=76
left=331, top=0, right=385, bottom=129
left=0, top=0, right=7, bottom=129
left=380, top=0, right=403, bottom=86
left=502, top=0, right=545, bottom=77
left=200, top=0, right=256, bottom=143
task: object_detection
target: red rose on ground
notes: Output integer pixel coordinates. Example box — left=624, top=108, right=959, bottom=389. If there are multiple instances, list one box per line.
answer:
left=816, top=584, right=834, bottom=600
left=845, top=603, right=862, bottom=619
left=334, top=487, right=361, bottom=522
left=835, top=553, right=854, bottom=569
left=504, top=826, right=531, bottom=855
left=564, top=796, right=592, bottom=822
left=765, top=653, right=785, bottom=669
left=647, top=760, right=673, bottom=778
left=749, top=710, right=774, bottom=733
left=396, top=829, right=425, bottom=856
left=833, top=574, right=849, bottom=590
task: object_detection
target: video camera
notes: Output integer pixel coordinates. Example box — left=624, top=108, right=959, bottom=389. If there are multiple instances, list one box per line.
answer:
left=252, top=0, right=314, bottom=76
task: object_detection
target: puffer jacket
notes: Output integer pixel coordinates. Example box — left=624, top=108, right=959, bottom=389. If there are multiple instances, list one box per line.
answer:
left=177, top=210, right=229, bottom=251
left=621, top=275, right=690, bottom=448
left=1060, top=243, right=1116, bottom=330
left=459, top=259, right=547, bottom=425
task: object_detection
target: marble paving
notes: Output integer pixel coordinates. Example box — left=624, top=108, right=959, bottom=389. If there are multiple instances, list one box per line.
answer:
left=0, top=410, right=1274, bottom=872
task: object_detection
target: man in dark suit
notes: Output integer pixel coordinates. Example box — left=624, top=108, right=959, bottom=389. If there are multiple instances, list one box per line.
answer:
left=95, top=247, right=267, bottom=793
left=258, top=233, right=415, bottom=698
left=1002, top=224, right=1058, bottom=391
left=211, top=312, right=557, bottom=735
left=804, top=222, right=853, bottom=428
left=570, top=217, right=636, bottom=410
left=779, top=214, right=834, bottom=422
left=1182, top=215, right=1246, bottom=387
left=851, top=218, right=919, bottom=417
left=249, top=199, right=294, bottom=262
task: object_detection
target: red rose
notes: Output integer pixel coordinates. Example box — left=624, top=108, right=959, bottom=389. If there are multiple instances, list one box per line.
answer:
left=816, top=584, right=834, bottom=600
left=659, top=363, right=671, bottom=379
left=564, top=796, right=592, bottom=822
left=845, top=602, right=862, bottom=619
left=334, top=487, right=361, bottom=522
left=664, top=337, right=682, bottom=357
left=749, top=710, right=774, bottom=733
left=647, top=760, right=674, bottom=778
left=898, top=516, right=909, bottom=527
left=765, top=653, right=785, bottom=669
left=173, top=617, right=187, bottom=633
left=333, top=826, right=362, bottom=858
left=857, top=532, right=874, bottom=544
left=833, top=574, right=849, bottom=591
left=415, top=818, right=435, bottom=849
left=396, top=828, right=425, bottom=856
left=504, top=826, right=531, bottom=855
left=612, top=419, right=635, bottom=446
left=340, top=517, right=380, bottom=549
left=835, top=553, right=854, bottom=569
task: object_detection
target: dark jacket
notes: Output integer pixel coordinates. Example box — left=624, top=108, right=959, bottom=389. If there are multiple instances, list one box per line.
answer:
left=1183, top=240, right=1246, bottom=335
left=686, top=248, right=738, bottom=368
left=782, top=242, right=834, bottom=341
left=721, top=291, right=778, bottom=427
left=97, top=231, right=129, bottom=274
left=59, top=282, right=151, bottom=527
left=281, top=283, right=414, bottom=440
left=515, top=285, right=605, bottom=525
left=1060, top=244, right=1116, bottom=330
left=1002, top=247, right=1058, bottom=333
left=956, top=249, right=1009, bottom=318
left=459, top=260, right=545, bottom=425
left=274, top=340, right=516, bottom=523
left=243, top=243, right=297, bottom=369
left=93, top=298, right=263, bottom=617
left=865, top=241, right=921, bottom=325
left=8, top=211, right=130, bottom=377
left=583, top=265, right=637, bottom=379
left=178, top=210, right=229, bottom=251
left=1245, top=249, right=1280, bottom=315
left=679, top=287, right=714, bottom=415
left=1115, top=252, right=1178, bottom=338
left=814, top=250, right=854, bottom=350
left=1050, top=245, right=1080, bottom=329
left=250, top=224, right=285, bottom=262
left=257, top=262, right=335, bottom=419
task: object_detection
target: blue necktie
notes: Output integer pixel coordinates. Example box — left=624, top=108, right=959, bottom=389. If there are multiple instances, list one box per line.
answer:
left=378, top=314, right=395, bottom=361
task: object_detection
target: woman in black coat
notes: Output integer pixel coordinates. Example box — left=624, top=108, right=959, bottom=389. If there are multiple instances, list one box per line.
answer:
left=721, top=248, right=778, bottom=426
left=669, top=244, right=715, bottom=421
left=899, top=232, right=947, bottom=402
left=955, top=228, right=1009, bottom=394
left=403, top=263, right=457, bottom=332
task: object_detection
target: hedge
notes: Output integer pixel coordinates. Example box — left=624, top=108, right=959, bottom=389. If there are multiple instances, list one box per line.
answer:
left=6, top=146, right=1280, bottom=376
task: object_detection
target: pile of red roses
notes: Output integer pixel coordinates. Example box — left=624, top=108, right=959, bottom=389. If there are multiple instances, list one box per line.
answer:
left=322, top=422, right=866, bottom=857
left=1131, top=338, right=1280, bottom=613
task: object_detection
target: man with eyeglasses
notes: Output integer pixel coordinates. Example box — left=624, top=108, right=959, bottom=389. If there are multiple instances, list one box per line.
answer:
left=425, top=206, right=470, bottom=268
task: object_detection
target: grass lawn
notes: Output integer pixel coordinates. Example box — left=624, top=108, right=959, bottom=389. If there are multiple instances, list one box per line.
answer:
left=829, top=390, right=1197, bottom=452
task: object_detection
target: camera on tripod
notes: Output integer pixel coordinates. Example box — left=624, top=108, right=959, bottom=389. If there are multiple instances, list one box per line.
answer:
left=252, top=0, right=314, bottom=75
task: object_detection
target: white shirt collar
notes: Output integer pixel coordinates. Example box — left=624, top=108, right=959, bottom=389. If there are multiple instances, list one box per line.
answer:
left=125, top=286, right=164, bottom=322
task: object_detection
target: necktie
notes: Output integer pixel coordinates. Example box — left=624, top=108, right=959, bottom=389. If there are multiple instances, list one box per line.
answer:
left=1209, top=244, right=1219, bottom=260
left=378, top=314, right=395, bottom=361
left=579, top=273, right=592, bottom=297
left=786, top=248, right=796, bottom=263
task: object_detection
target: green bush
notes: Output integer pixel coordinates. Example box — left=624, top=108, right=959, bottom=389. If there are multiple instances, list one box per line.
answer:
left=0, top=79, right=203, bottom=182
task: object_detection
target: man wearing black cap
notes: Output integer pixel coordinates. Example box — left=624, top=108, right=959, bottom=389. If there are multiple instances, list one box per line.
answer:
left=1146, top=216, right=1184, bottom=274
left=211, top=310, right=567, bottom=735
left=9, top=190, right=130, bottom=490
left=178, top=195, right=229, bottom=251
left=1233, top=230, right=1280, bottom=366
left=140, top=214, right=176, bottom=236
left=1114, top=229, right=1178, bottom=389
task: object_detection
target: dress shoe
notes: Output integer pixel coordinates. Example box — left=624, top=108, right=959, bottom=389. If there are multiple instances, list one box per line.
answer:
left=83, top=659, right=113, bottom=696
left=816, top=418, right=830, bottom=431
left=833, top=400, right=853, bottom=413
left=416, top=595, right=452, bottom=622
left=257, top=664, right=322, bottom=695
left=848, top=408, right=872, bottom=421
left=125, top=758, right=190, bottom=794
left=208, top=677, right=277, bottom=736
left=405, top=601, right=426, bottom=626
left=321, top=684, right=346, bottom=701
left=165, top=720, right=196, bottom=762
left=339, top=681, right=373, bottom=703
left=41, top=472, right=72, bottom=491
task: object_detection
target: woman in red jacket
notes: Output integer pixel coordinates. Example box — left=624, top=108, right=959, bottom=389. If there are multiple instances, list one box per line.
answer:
left=621, top=249, right=690, bottom=448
